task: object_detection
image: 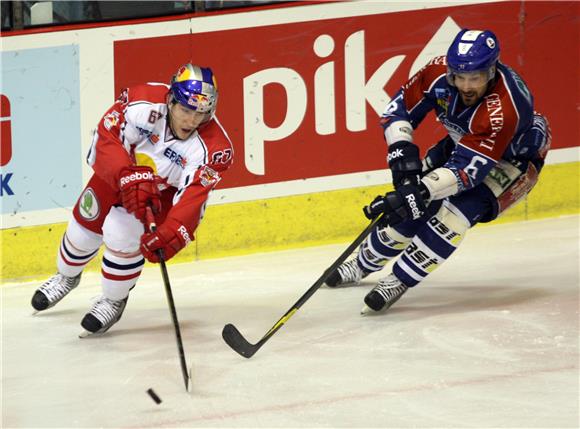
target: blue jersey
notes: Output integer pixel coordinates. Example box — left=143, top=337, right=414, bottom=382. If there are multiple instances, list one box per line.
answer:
left=381, top=56, right=549, bottom=192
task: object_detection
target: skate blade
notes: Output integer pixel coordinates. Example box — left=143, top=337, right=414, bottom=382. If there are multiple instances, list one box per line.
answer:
left=360, top=305, right=375, bottom=315
left=78, top=330, right=101, bottom=339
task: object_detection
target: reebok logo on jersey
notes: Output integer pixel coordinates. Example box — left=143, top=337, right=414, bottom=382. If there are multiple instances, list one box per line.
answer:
left=405, top=193, right=422, bottom=220
left=120, top=171, right=154, bottom=187
left=387, top=148, right=404, bottom=162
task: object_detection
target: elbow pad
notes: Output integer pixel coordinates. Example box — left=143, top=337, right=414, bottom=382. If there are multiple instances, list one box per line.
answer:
left=420, top=167, right=459, bottom=200
left=384, top=120, right=413, bottom=145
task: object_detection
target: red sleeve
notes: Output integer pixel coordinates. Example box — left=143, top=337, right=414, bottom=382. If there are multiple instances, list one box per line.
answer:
left=460, top=79, right=519, bottom=161
left=90, top=85, right=168, bottom=190
left=402, top=56, right=448, bottom=113
left=165, top=118, right=234, bottom=235
left=91, top=100, right=133, bottom=190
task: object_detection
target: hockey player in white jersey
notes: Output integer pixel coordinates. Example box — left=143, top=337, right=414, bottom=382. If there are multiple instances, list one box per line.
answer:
left=31, top=63, right=233, bottom=335
left=326, top=29, right=550, bottom=314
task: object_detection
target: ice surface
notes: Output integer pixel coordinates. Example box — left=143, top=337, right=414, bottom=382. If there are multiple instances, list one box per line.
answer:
left=2, top=216, right=579, bottom=428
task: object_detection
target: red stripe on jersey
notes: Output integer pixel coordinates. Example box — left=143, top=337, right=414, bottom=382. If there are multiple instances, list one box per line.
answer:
left=101, top=269, right=142, bottom=281
left=461, top=76, right=519, bottom=161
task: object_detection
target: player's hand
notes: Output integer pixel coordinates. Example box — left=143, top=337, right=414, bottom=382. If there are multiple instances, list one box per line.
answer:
left=388, top=141, right=422, bottom=187
left=140, top=218, right=191, bottom=263
left=119, top=166, right=161, bottom=223
left=363, top=184, right=427, bottom=225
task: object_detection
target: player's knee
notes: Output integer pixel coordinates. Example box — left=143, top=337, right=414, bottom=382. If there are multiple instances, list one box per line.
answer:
left=432, top=203, right=470, bottom=246
left=66, top=217, right=103, bottom=251
left=380, top=225, right=413, bottom=245
left=102, top=206, right=144, bottom=253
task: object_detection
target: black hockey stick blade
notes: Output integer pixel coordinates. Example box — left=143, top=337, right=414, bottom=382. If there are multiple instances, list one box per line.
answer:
left=222, top=213, right=386, bottom=359
left=222, top=323, right=261, bottom=358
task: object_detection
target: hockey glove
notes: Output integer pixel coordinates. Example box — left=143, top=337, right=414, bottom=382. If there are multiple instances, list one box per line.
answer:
left=140, top=218, right=192, bottom=263
left=119, top=166, right=161, bottom=224
left=388, top=141, right=422, bottom=187
left=363, top=184, right=428, bottom=225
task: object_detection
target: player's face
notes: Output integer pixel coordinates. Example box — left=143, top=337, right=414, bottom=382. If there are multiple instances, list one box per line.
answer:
left=168, top=103, right=206, bottom=140
left=454, top=71, right=489, bottom=106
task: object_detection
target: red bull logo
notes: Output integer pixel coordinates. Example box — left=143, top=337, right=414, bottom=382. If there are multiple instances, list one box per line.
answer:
left=198, top=165, right=221, bottom=187
left=187, top=93, right=209, bottom=111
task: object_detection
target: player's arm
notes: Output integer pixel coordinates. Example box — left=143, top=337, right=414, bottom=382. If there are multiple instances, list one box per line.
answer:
left=87, top=89, right=162, bottom=221
left=140, top=120, right=234, bottom=262
left=421, top=97, right=518, bottom=201
left=86, top=100, right=133, bottom=190
left=381, top=58, right=446, bottom=187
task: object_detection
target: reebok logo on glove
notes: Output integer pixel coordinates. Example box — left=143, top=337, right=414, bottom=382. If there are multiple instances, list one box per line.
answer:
left=177, top=225, right=192, bottom=245
left=405, top=193, right=422, bottom=220
left=120, top=171, right=154, bottom=187
left=387, top=148, right=404, bottom=163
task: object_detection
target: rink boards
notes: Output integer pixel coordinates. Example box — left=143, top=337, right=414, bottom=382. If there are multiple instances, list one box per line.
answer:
left=1, top=1, right=578, bottom=282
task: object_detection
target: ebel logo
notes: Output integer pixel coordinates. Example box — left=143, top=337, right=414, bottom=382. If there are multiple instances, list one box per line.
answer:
left=163, top=147, right=187, bottom=168
left=243, top=17, right=462, bottom=175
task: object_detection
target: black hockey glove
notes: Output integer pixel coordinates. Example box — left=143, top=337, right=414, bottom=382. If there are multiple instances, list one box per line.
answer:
left=363, top=184, right=428, bottom=225
left=423, top=136, right=455, bottom=174
left=388, top=141, right=423, bottom=187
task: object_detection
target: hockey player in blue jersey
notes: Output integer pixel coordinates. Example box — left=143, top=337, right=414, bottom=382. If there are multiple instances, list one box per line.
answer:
left=326, top=29, right=551, bottom=314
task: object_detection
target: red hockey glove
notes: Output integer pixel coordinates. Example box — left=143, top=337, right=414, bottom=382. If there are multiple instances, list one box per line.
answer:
left=140, top=218, right=192, bottom=263
left=119, top=166, right=161, bottom=223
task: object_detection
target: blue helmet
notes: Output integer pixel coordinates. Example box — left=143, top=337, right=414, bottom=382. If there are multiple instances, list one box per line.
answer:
left=446, top=29, right=500, bottom=85
left=170, top=63, right=218, bottom=122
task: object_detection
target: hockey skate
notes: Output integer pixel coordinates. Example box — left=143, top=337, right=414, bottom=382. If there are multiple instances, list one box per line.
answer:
left=31, top=273, right=81, bottom=313
left=79, top=295, right=128, bottom=337
left=361, top=274, right=408, bottom=314
left=326, top=258, right=369, bottom=287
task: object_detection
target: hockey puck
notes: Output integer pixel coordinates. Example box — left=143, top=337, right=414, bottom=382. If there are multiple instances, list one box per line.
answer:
left=147, top=388, right=162, bottom=404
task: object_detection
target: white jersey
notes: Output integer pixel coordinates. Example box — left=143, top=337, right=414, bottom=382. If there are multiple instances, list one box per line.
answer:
left=86, top=82, right=233, bottom=232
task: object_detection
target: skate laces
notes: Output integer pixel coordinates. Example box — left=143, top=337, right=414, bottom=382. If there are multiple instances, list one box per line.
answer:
left=374, top=275, right=407, bottom=302
left=39, top=274, right=79, bottom=302
left=337, top=259, right=365, bottom=284
left=89, top=297, right=125, bottom=325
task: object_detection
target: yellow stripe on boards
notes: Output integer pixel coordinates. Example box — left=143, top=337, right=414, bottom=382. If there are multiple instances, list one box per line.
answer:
left=2, top=162, right=578, bottom=284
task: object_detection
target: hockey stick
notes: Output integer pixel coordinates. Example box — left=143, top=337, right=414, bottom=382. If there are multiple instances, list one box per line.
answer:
left=222, top=213, right=387, bottom=358
left=146, top=208, right=192, bottom=392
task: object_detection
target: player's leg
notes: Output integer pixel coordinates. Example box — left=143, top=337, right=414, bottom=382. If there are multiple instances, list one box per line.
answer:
left=80, top=206, right=145, bottom=334
left=364, top=115, right=550, bottom=312
left=326, top=201, right=443, bottom=287
left=31, top=217, right=102, bottom=312
left=31, top=176, right=115, bottom=312
left=363, top=197, right=473, bottom=312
